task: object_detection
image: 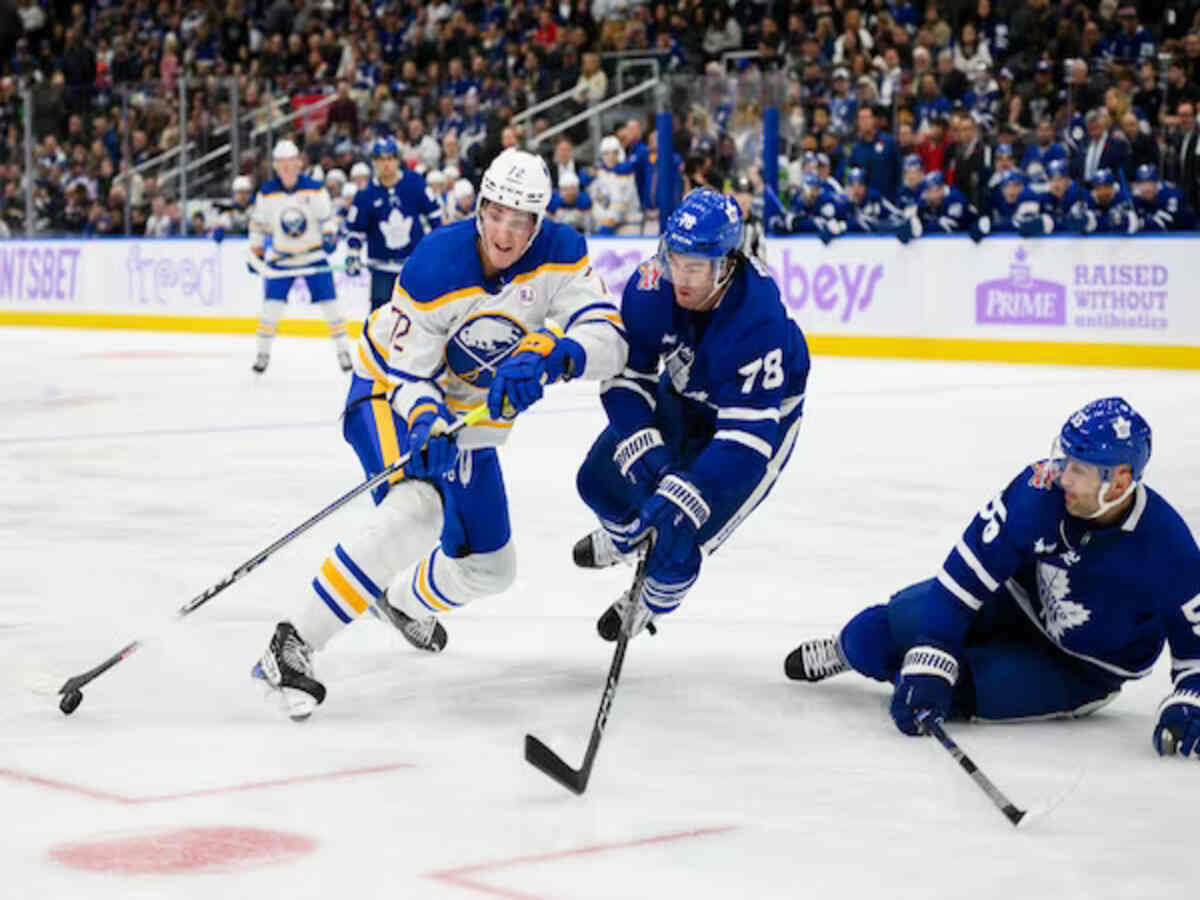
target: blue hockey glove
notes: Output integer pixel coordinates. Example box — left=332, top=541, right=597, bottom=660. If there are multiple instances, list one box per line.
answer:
left=1153, top=687, right=1200, bottom=758
left=404, top=401, right=458, bottom=479
left=321, top=232, right=338, bottom=255
left=613, top=427, right=672, bottom=492
left=638, top=474, right=709, bottom=571
left=212, top=226, right=226, bottom=244
left=486, top=330, right=585, bottom=419
left=816, top=222, right=835, bottom=245
left=896, top=217, right=921, bottom=244
left=968, top=217, right=990, bottom=243
left=890, top=643, right=960, bottom=736
left=344, top=253, right=361, bottom=277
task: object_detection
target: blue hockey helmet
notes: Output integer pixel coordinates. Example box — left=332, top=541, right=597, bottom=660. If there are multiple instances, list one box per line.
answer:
left=1047, top=158, right=1070, bottom=180
left=995, top=142, right=1014, bottom=158
left=1051, top=397, right=1151, bottom=518
left=658, top=188, right=744, bottom=306
left=663, top=188, right=743, bottom=259
left=371, top=136, right=400, bottom=159
left=902, top=153, right=923, bottom=171
left=845, top=166, right=867, bottom=186
left=921, top=170, right=945, bottom=193
left=1092, top=168, right=1117, bottom=187
left=999, top=169, right=1024, bottom=188
left=1134, top=163, right=1159, bottom=184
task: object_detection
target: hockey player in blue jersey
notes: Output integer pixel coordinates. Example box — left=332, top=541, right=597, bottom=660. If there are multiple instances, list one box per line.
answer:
left=898, top=171, right=988, bottom=243
left=1131, top=163, right=1197, bottom=232
left=1019, top=159, right=1090, bottom=236
left=1083, top=168, right=1138, bottom=235
left=789, top=173, right=851, bottom=244
left=250, top=149, right=627, bottom=719
left=896, top=155, right=925, bottom=216
left=344, top=136, right=443, bottom=311
left=988, top=170, right=1042, bottom=233
left=985, top=143, right=1019, bottom=212
left=785, top=398, right=1200, bottom=758
left=570, top=188, right=810, bottom=641
left=842, top=166, right=904, bottom=233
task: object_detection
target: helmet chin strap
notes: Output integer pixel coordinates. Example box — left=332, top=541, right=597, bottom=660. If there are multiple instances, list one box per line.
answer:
left=1087, top=476, right=1137, bottom=519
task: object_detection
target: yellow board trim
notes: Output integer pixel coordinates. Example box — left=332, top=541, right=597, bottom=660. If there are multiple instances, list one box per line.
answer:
left=804, top=335, right=1200, bottom=370
left=4, top=311, right=1198, bottom=369
left=320, top=558, right=370, bottom=615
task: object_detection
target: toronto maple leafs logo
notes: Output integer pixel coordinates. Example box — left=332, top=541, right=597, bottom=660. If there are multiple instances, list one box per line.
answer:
left=1112, top=415, right=1132, bottom=439
left=1036, top=562, right=1091, bottom=640
left=1033, top=537, right=1057, bottom=554
left=380, top=209, right=414, bottom=249
left=664, top=343, right=695, bottom=393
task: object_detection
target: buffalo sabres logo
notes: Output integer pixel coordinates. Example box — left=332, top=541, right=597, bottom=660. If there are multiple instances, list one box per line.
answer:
left=279, top=207, right=307, bottom=238
left=445, top=312, right=527, bottom=388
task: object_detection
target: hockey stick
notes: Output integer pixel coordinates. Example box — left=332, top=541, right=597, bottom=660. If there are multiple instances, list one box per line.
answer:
left=51, top=403, right=493, bottom=716
left=246, top=253, right=353, bottom=279
left=524, top=542, right=652, bottom=795
left=918, top=713, right=1026, bottom=827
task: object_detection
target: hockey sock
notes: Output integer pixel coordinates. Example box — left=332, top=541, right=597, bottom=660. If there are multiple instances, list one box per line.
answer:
left=394, top=543, right=516, bottom=616
left=838, top=604, right=899, bottom=682
left=319, top=299, right=352, bottom=355
left=295, top=481, right=443, bottom=650
left=256, top=299, right=286, bottom=356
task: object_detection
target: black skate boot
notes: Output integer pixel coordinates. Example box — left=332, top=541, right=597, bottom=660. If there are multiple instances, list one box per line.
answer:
left=784, top=636, right=850, bottom=682
left=251, top=352, right=270, bottom=374
left=252, top=621, right=326, bottom=720
left=573, top=529, right=626, bottom=569
left=337, top=349, right=353, bottom=373
left=597, top=589, right=657, bottom=641
left=374, top=590, right=448, bottom=653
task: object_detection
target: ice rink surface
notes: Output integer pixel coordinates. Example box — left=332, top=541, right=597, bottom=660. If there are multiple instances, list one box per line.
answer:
left=1, top=328, right=1197, bottom=900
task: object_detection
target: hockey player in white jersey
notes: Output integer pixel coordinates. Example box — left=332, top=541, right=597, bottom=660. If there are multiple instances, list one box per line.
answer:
left=251, top=148, right=628, bottom=719
left=247, top=139, right=354, bottom=374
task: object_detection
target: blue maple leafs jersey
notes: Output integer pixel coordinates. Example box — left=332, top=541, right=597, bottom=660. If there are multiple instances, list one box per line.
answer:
left=1040, top=181, right=1090, bottom=231
left=602, top=254, right=810, bottom=511
left=922, top=462, right=1200, bottom=691
left=989, top=187, right=1043, bottom=233
left=844, top=187, right=904, bottom=232
left=345, top=171, right=443, bottom=272
left=1084, top=188, right=1138, bottom=235
left=917, top=186, right=979, bottom=232
left=791, top=187, right=853, bottom=233
left=1132, top=185, right=1197, bottom=232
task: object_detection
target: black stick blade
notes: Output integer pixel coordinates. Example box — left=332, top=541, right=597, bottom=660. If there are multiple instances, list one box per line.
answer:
left=524, top=734, right=588, bottom=795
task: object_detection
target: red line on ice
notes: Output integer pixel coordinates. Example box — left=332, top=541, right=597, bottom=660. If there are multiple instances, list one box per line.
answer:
left=426, top=825, right=735, bottom=899
left=0, top=762, right=413, bottom=804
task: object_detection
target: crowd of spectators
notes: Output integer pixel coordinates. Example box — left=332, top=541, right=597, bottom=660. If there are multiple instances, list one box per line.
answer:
left=0, top=0, right=1198, bottom=238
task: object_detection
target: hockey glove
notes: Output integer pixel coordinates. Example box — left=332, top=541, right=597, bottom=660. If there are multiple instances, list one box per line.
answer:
left=890, top=642, right=960, bottom=736
left=404, top=401, right=458, bottom=479
left=613, top=427, right=672, bottom=493
left=487, top=330, right=585, bottom=419
left=345, top=235, right=363, bottom=276
left=1153, top=685, right=1200, bottom=758
left=638, top=474, right=709, bottom=571
left=321, top=232, right=338, bottom=255
left=212, top=226, right=226, bottom=244
left=968, top=217, right=990, bottom=243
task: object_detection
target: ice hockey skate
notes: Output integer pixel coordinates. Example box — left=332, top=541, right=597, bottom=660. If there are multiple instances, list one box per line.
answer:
left=337, top=349, right=353, bottom=372
left=573, top=529, right=627, bottom=569
left=251, top=621, right=326, bottom=720
left=784, top=636, right=850, bottom=682
left=251, top=352, right=270, bottom=373
left=597, top=588, right=657, bottom=641
left=373, top=589, right=448, bottom=653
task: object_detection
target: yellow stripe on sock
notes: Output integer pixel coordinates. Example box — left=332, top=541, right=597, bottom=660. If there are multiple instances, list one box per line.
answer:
left=320, top=558, right=370, bottom=615
left=416, top=559, right=451, bottom=611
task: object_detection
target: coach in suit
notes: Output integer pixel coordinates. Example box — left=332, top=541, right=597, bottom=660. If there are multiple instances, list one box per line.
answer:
left=1171, top=101, right=1200, bottom=211
left=1074, top=109, right=1131, bottom=185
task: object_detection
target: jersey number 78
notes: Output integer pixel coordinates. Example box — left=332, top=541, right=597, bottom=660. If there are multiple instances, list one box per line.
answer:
left=738, top=348, right=784, bottom=394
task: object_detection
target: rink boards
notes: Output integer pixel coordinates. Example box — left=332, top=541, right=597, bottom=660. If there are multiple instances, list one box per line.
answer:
left=0, top=234, right=1197, bottom=368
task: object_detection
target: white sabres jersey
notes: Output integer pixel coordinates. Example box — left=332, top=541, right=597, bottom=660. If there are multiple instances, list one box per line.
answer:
left=354, top=219, right=627, bottom=449
left=249, top=174, right=336, bottom=267
left=590, top=167, right=642, bottom=229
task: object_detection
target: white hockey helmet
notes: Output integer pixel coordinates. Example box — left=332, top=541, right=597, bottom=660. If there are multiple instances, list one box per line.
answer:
left=272, top=139, right=300, bottom=160
left=232, top=175, right=253, bottom=194
left=599, top=134, right=622, bottom=157
left=426, top=168, right=446, bottom=188
left=350, top=161, right=371, bottom=181
left=325, top=167, right=346, bottom=186
left=444, top=164, right=461, bottom=183
left=453, top=177, right=475, bottom=203
left=341, top=182, right=358, bottom=200
left=476, top=147, right=552, bottom=249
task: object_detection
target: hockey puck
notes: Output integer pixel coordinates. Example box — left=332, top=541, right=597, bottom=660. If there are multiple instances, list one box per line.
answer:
left=59, top=690, right=83, bottom=715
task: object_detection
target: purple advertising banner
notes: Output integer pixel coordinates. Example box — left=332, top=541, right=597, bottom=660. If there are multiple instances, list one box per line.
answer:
left=0, top=244, right=85, bottom=304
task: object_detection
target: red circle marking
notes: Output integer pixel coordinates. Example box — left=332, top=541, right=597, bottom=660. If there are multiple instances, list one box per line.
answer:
left=50, top=826, right=317, bottom=874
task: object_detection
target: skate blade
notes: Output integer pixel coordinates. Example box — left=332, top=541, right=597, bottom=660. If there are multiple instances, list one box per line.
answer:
left=251, top=664, right=316, bottom=722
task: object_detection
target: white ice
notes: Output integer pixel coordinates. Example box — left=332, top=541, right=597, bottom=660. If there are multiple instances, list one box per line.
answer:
left=1, top=328, right=1197, bottom=900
